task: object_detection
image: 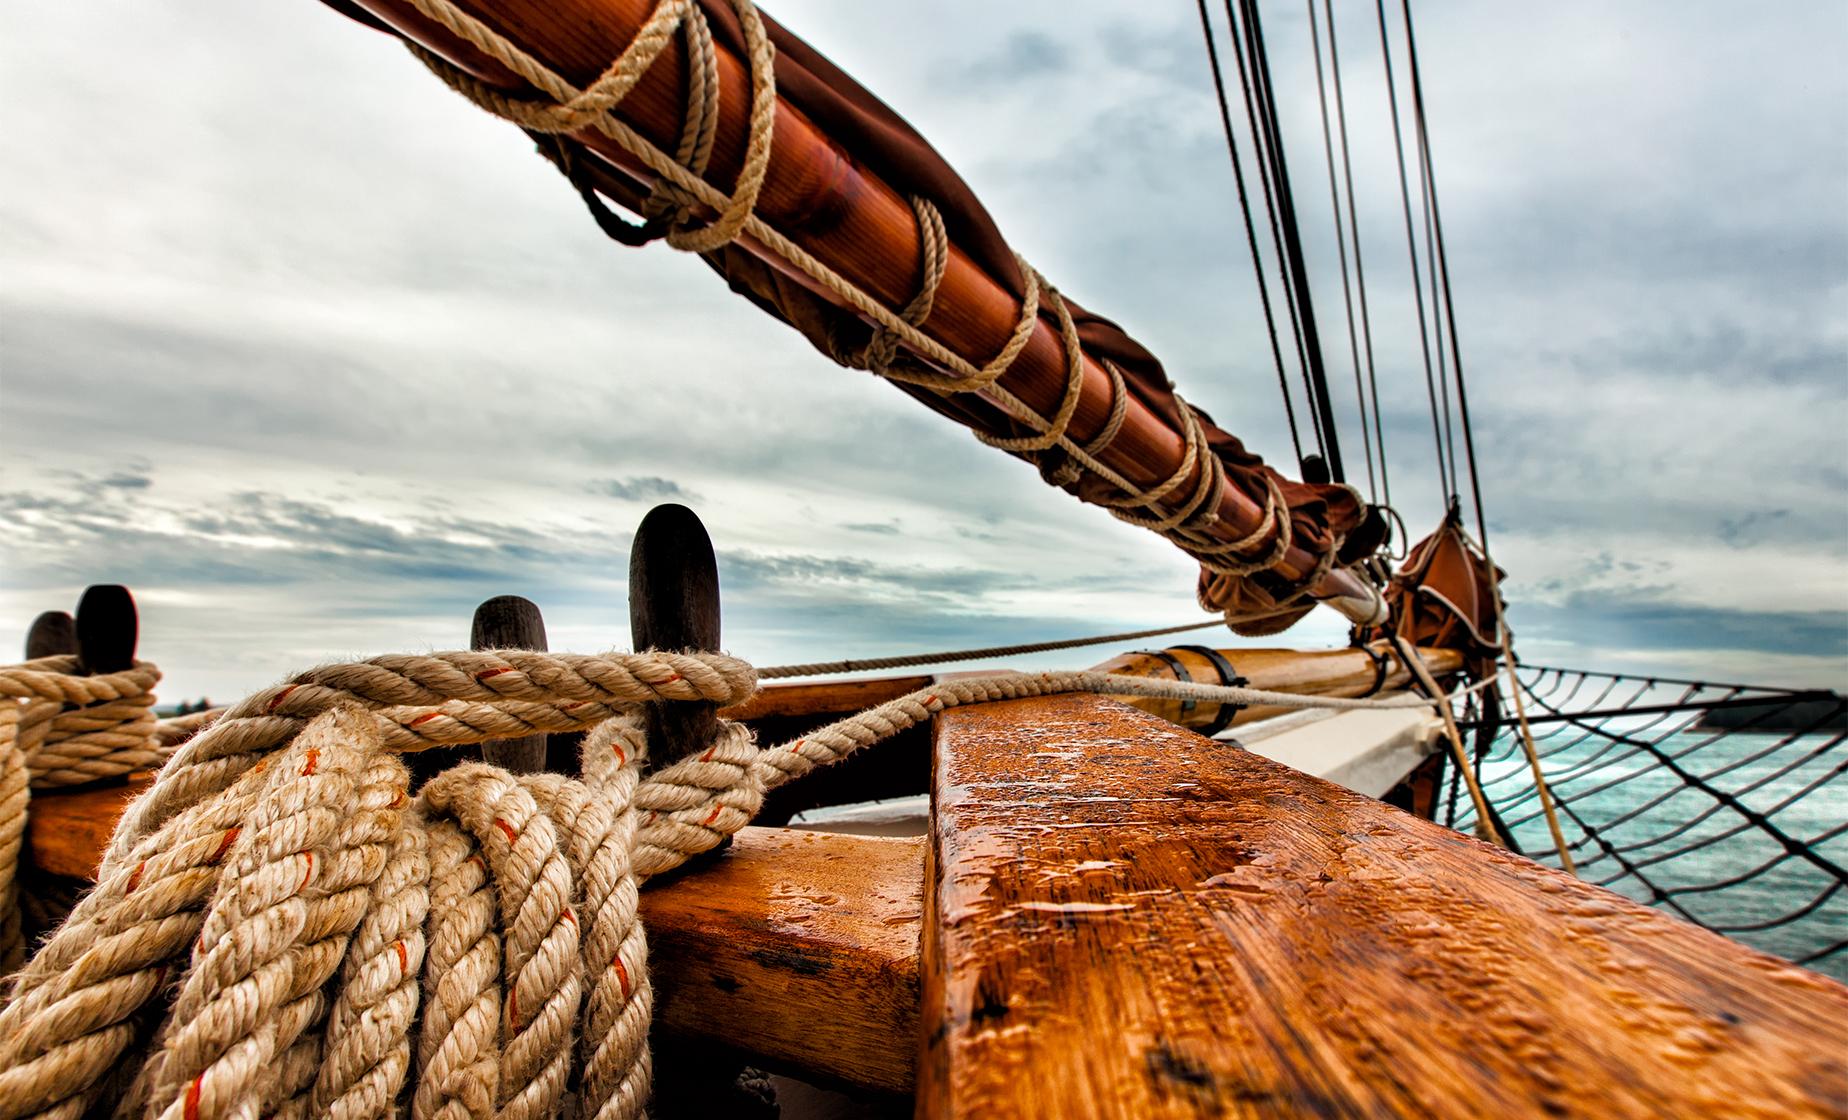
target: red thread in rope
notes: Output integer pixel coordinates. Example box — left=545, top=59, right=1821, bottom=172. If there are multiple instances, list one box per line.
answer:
left=266, top=684, right=298, bottom=714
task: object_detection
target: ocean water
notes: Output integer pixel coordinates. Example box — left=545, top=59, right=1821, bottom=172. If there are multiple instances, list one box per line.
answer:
left=1455, top=723, right=1848, bottom=982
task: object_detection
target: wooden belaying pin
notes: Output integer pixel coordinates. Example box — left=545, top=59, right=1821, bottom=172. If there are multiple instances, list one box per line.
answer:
left=74, top=584, right=137, bottom=675
left=24, top=610, right=76, bottom=660
left=629, top=502, right=721, bottom=765
left=472, top=595, right=550, bottom=774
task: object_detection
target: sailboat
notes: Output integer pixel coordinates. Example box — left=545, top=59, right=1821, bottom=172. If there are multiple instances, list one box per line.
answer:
left=1, top=0, right=1843, bottom=1117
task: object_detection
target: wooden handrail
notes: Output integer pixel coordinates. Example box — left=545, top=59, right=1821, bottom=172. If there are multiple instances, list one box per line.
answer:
left=920, top=693, right=1848, bottom=1117
left=337, top=0, right=1377, bottom=616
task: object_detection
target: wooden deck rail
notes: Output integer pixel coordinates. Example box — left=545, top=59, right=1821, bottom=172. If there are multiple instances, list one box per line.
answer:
left=921, top=693, right=1848, bottom=1118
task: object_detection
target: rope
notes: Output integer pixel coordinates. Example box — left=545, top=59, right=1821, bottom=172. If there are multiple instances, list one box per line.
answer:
left=0, top=657, right=173, bottom=969
left=394, top=0, right=1348, bottom=617
left=757, top=617, right=1226, bottom=679
left=0, top=644, right=1487, bottom=1120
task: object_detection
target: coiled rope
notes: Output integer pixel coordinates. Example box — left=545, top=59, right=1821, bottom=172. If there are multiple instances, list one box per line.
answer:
left=0, top=656, right=167, bottom=970
left=394, top=0, right=1343, bottom=619
left=0, top=642, right=1483, bottom=1120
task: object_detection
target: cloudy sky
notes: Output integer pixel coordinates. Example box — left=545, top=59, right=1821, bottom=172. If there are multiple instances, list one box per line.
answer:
left=2, top=1, right=1844, bottom=704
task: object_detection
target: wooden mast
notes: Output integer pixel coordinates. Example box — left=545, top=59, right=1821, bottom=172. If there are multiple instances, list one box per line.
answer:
left=336, top=0, right=1382, bottom=622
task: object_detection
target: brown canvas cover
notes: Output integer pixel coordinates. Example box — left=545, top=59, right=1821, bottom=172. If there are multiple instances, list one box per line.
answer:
left=323, top=0, right=1381, bottom=627
left=1368, top=514, right=1505, bottom=664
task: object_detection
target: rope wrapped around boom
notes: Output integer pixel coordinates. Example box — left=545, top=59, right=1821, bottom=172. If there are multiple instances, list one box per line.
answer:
left=321, top=0, right=1389, bottom=632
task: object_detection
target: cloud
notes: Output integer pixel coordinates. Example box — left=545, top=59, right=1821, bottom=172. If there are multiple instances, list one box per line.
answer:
left=586, top=477, right=696, bottom=503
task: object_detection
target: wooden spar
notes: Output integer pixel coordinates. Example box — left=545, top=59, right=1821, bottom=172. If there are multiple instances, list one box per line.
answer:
left=471, top=595, right=550, bottom=772
left=338, top=0, right=1379, bottom=620
left=922, top=693, right=1848, bottom=1118
left=1096, top=641, right=1463, bottom=733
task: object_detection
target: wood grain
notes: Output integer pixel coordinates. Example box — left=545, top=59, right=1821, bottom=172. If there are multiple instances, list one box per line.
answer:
left=23, top=610, right=76, bottom=660
left=921, top=693, right=1848, bottom=1119
left=643, top=825, right=922, bottom=1092
left=341, top=0, right=1373, bottom=609
left=28, top=775, right=152, bottom=880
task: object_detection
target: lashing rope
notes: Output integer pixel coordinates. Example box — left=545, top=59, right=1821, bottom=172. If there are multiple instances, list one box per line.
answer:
left=394, top=0, right=1346, bottom=621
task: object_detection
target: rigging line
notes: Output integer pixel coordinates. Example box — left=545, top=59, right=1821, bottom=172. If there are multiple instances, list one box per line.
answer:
left=1192, top=0, right=1306, bottom=468
left=1401, top=0, right=1492, bottom=550
left=1420, top=142, right=1460, bottom=501
left=1305, top=0, right=1375, bottom=502
left=1373, top=0, right=1450, bottom=502
left=1241, top=0, right=1347, bottom=484
left=1323, top=0, right=1391, bottom=510
left=1222, top=0, right=1325, bottom=465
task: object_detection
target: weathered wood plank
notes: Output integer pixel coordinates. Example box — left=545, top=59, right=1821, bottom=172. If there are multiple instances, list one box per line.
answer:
left=921, top=693, right=1848, bottom=1119
left=642, top=826, right=922, bottom=1092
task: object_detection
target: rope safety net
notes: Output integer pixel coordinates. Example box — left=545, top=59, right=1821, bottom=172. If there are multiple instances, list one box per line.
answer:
left=1449, top=666, right=1848, bottom=980
left=0, top=643, right=1470, bottom=1120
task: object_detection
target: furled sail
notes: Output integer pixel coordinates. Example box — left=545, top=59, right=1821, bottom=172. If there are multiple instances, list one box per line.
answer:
left=320, top=0, right=1389, bottom=631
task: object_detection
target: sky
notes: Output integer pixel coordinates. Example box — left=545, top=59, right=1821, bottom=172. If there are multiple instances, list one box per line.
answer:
left=1, top=1, right=1844, bottom=704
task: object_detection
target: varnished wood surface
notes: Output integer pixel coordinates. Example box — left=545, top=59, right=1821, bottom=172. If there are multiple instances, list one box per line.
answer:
left=28, top=774, right=152, bottom=880
left=343, top=0, right=1371, bottom=606
left=921, top=693, right=1848, bottom=1119
left=644, top=826, right=923, bottom=1092
left=719, top=675, right=936, bottom=722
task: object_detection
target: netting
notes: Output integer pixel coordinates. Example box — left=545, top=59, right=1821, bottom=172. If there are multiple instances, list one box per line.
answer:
left=1448, top=665, right=1848, bottom=981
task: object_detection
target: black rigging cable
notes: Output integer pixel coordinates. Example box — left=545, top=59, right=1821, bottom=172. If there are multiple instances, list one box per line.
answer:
left=1222, top=0, right=1326, bottom=468
left=1374, top=0, right=1452, bottom=504
left=1305, top=0, right=1375, bottom=501
left=1400, top=0, right=1493, bottom=550
left=1239, top=0, right=1346, bottom=484
left=1192, top=0, right=1307, bottom=469
left=1322, top=0, right=1391, bottom=511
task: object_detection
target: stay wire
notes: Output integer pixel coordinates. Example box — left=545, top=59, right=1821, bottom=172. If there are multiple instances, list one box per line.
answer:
left=1401, top=0, right=1492, bottom=551
left=1323, top=0, right=1392, bottom=510
left=1222, top=0, right=1325, bottom=467
left=1374, top=0, right=1452, bottom=504
left=1242, top=0, right=1347, bottom=484
left=1306, top=0, right=1375, bottom=502
left=1192, top=0, right=1306, bottom=468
